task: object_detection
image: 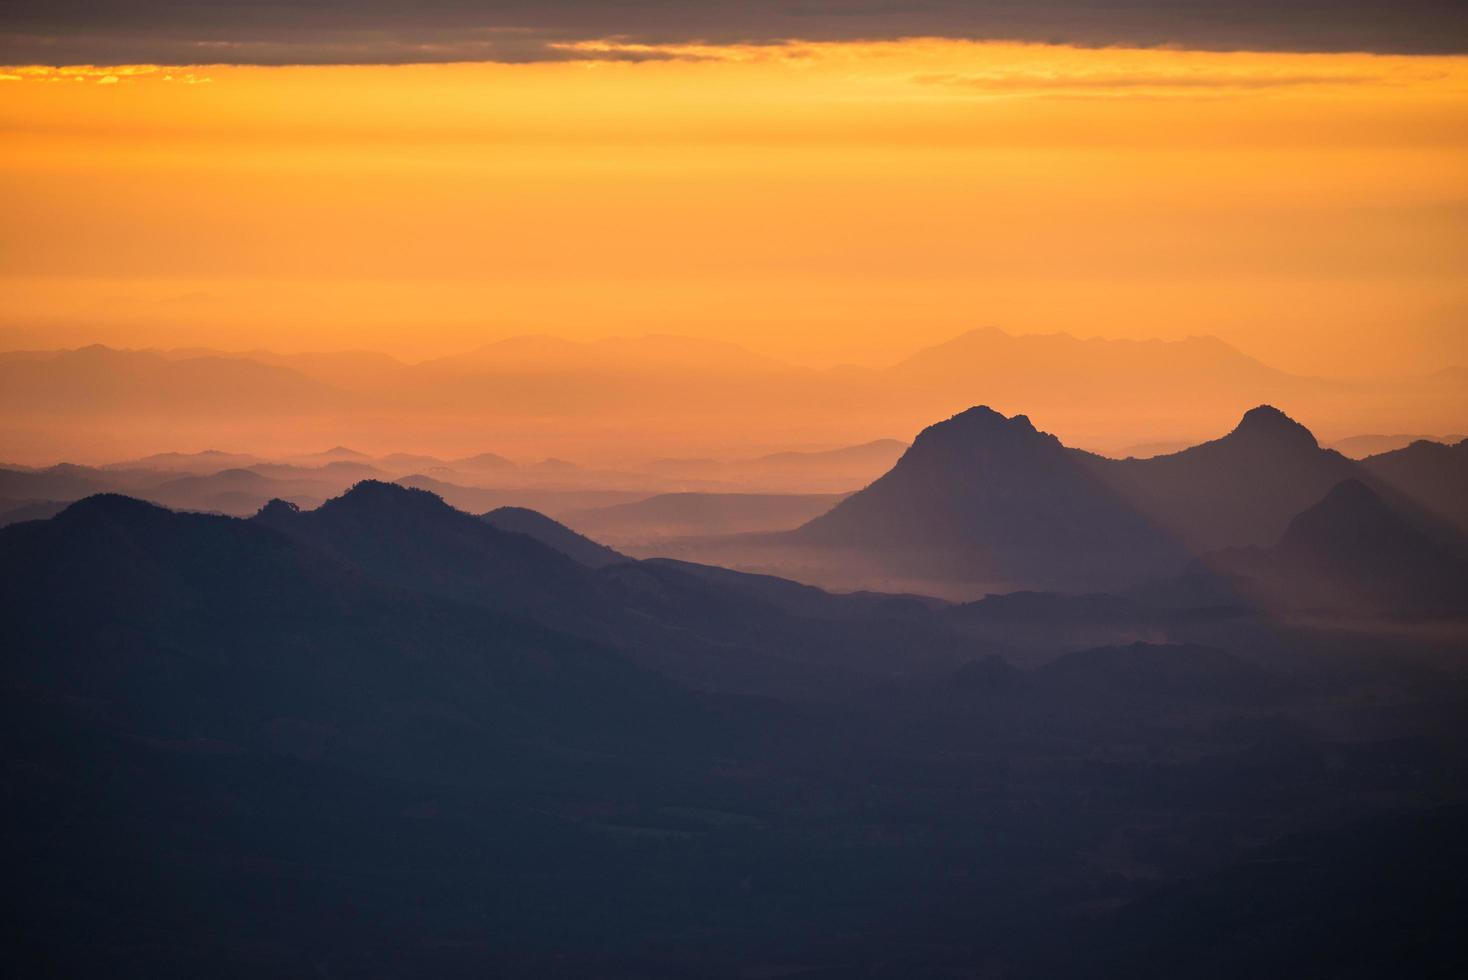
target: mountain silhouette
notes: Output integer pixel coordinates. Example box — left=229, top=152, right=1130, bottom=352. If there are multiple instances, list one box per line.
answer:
left=791, top=406, right=1185, bottom=590
left=1200, top=478, right=1468, bottom=615
left=254, top=481, right=601, bottom=620
left=5, top=481, right=1468, bottom=977
left=251, top=481, right=974, bottom=695
left=1361, top=437, right=1468, bottom=531
left=1089, top=405, right=1360, bottom=550
left=9, top=329, right=1465, bottom=468
left=482, top=506, right=629, bottom=568
left=1331, top=432, right=1468, bottom=458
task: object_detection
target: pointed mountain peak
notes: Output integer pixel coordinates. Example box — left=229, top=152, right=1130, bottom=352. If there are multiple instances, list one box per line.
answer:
left=1278, top=478, right=1408, bottom=554
left=1228, top=405, right=1318, bottom=448
left=907, top=406, right=1057, bottom=459
left=1314, top=477, right=1382, bottom=509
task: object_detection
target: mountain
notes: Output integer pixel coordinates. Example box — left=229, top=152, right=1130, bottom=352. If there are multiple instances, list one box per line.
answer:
left=105, top=449, right=263, bottom=473
left=1331, top=432, right=1468, bottom=458
left=394, top=474, right=646, bottom=517
left=1090, top=405, right=1360, bottom=550
left=596, top=404, right=1464, bottom=598
left=1361, top=438, right=1468, bottom=531
left=0, top=493, right=672, bottom=748
left=0, top=345, right=334, bottom=415
left=482, top=506, right=629, bottom=568
left=0, top=498, right=67, bottom=526
left=1201, top=479, right=1468, bottom=616
left=5, top=487, right=1467, bottom=977
left=0, top=463, right=109, bottom=501
left=452, top=451, right=517, bottom=471
left=289, top=445, right=373, bottom=463
left=255, top=481, right=601, bottom=620
left=791, top=406, right=1184, bottom=591
left=254, top=481, right=972, bottom=695
left=6, top=330, right=1464, bottom=466
left=752, top=439, right=908, bottom=469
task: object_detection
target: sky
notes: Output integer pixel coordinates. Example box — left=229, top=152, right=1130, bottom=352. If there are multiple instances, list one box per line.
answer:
left=1, top=8, right=1466, bottom=380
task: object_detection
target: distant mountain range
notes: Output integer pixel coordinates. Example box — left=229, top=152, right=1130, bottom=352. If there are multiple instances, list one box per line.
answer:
left=4, top=328, right=1464, bottom=461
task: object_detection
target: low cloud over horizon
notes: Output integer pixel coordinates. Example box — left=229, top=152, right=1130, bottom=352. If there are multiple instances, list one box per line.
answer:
left=4, top=0, right=1468, bottom=66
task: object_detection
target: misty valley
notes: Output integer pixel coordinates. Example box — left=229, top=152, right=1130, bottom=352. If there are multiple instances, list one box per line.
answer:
left=4, top=403, right=1467, bottom=977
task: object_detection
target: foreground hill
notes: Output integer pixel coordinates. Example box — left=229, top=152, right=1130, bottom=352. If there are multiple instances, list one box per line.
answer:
left=4, top=488, right=1467, bottom=977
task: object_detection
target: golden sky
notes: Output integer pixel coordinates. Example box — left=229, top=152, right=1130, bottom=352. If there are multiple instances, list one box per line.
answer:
left=2, top=40, right=1466, bottom=377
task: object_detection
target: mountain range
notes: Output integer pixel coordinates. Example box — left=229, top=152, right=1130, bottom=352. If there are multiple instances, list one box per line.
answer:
left=770, top=403, right=1468, bottom=598
left=5, top=411, right=1468, bottom=976
left=5, top=328, right=1464, bottom=463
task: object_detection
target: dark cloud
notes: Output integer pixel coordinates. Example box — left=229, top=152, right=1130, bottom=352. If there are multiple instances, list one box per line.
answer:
left=2, top=1, right=1466, bottom=65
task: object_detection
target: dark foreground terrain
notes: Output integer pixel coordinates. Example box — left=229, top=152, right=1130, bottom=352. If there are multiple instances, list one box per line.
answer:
left=4, top=416, right=1468, bottom=977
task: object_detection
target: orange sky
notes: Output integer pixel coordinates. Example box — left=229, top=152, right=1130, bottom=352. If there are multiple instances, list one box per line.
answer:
left=2, top=41, right=1466, bottom=377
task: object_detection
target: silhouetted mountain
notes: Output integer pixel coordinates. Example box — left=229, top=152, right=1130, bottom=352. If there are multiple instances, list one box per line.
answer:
left=754, top=439, right=907, bottom=468
left=105, top=448, right=262, bottom=473
left=1202, top=479, right=1468, bottom=616
left=5, top=485, right=1468, bottom=978
left=291, top=445, right=372, bottom=463
left=256, top=481, right=600, bottom=618
left=482, top=506, right=629, bottom=568
left=9, top=329, right=1465, bottom=469
left=0, top=463, right=109, bottom=501
left=1091, top=405, right=1360, bottom=550
left=0, top=345, right=334, bottom=414
left=1331, top=432, right=1468, bottom=458
left=1, top=493, right=670, bottom=747
left=640, top=557, right=947, bottom=622
left=792, top=406, right=1184, bottom=591
left=0, top=498, right=67, bottom=527
left=452, top=450, right=517, bottom=471
left=251, top=481, right=973, bottom=695
left=1361, top=437, right=1468, bottom=531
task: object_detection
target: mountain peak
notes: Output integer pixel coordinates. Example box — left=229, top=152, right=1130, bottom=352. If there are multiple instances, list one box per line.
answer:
left=905, top=406, right=1056, bottom=461
left=255, top=498, right=301, bottom=522
left=1279, top=478, right=1397, bottom=550
left=323, top=480, right=451, bottom=517
left=1229, top=405, right=1318, bottom=448
left=59, top=493, right=168, bottom=523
